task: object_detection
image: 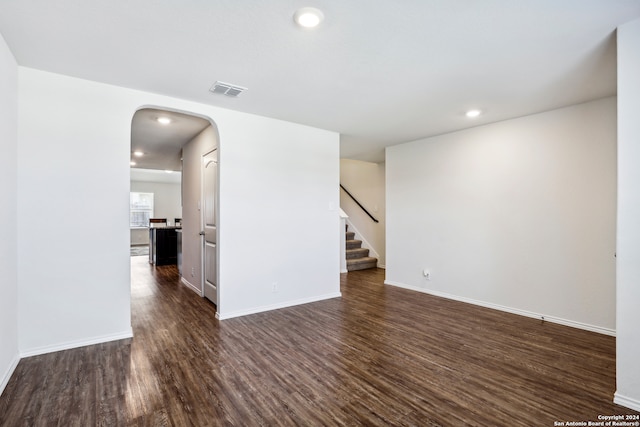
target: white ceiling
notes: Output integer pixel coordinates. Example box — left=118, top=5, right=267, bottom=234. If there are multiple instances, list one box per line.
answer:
left=130, top=168, right=182, bottom=184
left=131, top=108, right=210, bottom=171
left=2, top=0, right=640, bottom=163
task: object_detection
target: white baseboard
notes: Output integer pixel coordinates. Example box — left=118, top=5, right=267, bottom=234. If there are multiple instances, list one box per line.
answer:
left=217, top=292, right=342, bottom=320
left=614, top=392, right=640, bottom=412
left=340, top=269, right=348, bottom=274
left=0, top=353, right=20, bottom=397
left=20, top=329, right=134, bottom=358
left=181, top=277, right=202, bottom=295
left=384, top=280, right=615, bottom=337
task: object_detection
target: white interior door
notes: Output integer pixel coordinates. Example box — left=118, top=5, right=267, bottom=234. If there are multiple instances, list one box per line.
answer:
left=202, top=149, right=218, bottom=304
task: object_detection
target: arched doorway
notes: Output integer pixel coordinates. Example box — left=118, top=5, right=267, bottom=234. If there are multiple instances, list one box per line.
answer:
left=130, top=107, right=220, bottom=310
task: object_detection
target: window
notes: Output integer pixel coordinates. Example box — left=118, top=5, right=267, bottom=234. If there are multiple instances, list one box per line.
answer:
left=130, top=192, right=154, bottom=227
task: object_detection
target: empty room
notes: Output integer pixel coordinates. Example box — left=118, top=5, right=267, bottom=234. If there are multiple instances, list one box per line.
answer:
left=1, top=1, right=640, bottom=425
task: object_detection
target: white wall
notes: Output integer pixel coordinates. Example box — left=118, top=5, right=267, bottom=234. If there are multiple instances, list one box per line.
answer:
left=17, top=67, right=340, bottom=354
left=130, top=180, right=182, bottom=245
left=217, top=112, right=341, bottom=319
left=340, top=159, right=386, bottom=266
left=0, top=32, right=19, bottom=395
left=181, top=125, right=217, bottom=294
left=386, top=97, right=617, bottom=334
left=615, top=17, right=640, bottom=412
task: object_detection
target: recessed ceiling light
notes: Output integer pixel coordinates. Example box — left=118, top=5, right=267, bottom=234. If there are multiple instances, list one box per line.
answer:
left=294, top=7, right=324, bottom=28
left=133, top=151, right=144, bottom=157
left=165, top=170, right=173, bottom=173
left=466, top=109, right=482, bottom=118
left=130, top=161, right=136, bottom=166
left=157, top=117, right=171, bottom=125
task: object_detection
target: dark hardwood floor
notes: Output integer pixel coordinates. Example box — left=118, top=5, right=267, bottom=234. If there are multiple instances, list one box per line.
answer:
left=0, top=256, right=636, bottom=426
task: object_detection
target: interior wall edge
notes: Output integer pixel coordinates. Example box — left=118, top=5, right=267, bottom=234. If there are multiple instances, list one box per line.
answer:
left=613, top=392, right=640, bottom=412
left=180, top=277, right=201, bottom=295
left=0, top=353, right=19, bottom=397
left=19, top=329, right=133, bottom=359
left=217, top=292, right=342, bottom=321
left=384, top=280, right=616, bottom=337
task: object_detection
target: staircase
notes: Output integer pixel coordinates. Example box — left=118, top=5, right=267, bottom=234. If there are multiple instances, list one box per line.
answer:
left=345, top=225, right=378, bottom=271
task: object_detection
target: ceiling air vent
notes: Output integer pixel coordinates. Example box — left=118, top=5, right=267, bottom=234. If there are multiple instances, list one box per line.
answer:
left=209, top=81, right=247, bottom=97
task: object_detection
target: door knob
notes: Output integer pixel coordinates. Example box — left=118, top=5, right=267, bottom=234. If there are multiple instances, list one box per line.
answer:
left=199, top=231, right=205, bottom=235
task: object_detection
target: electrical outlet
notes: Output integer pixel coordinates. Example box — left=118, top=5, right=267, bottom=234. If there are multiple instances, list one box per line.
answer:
left=272, top=282, right=278, bottom=293
left=423, top=269, right=431, bottom=280
left=191, top=267, right=195, bottom=277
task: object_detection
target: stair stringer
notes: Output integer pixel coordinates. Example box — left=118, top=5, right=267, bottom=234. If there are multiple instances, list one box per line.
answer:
left=345, top=218, right=384, bottom=269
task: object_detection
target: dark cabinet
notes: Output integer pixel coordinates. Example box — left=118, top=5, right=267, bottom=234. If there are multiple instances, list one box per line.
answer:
left=149, top=227, right=180, bottom=266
